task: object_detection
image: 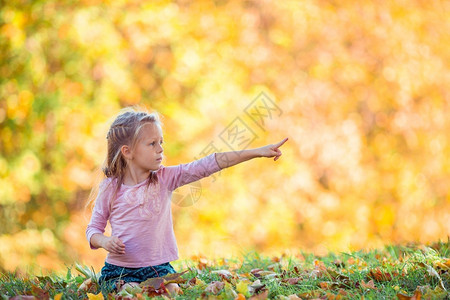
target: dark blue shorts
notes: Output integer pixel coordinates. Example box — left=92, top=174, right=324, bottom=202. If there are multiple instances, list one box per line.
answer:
left=99, top=261, right=176, bottom=290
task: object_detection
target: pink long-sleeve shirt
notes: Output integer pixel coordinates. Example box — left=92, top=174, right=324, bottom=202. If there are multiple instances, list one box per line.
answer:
left=86, top=153, right=222, bottom=268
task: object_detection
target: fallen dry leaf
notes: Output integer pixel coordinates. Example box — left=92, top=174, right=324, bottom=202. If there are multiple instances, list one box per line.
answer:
left=188, top=277, right=197, bottom=286
left=249, top=279, right=266, bottom=294
left=320, top=281, right=333, bottom=290
left=324, top=289, right=347, bottom=300
left=140, top=270, right=188, bottom=293
left=397, top=289, right=422, bottom=300
left=347, top=257, right=356, bottom=265
left=249, top=289, right=269, bottom=300
left=360, top=280, right=377, bottom=290
left=326, top=269, right=351, bottom=285
left=283, top=277, right=302, bottom=285
left=86, top=293, right=103, bottom=300
left=140, top=277, right=164, bottom=289
left=54, top=294, right=62, bottom=300
left=368, top=268, right=396, bottom=282
left=212, top=269, right=235, bottom=282
left=211, top=269, right=233, bottom=278
left=251, top=268, right=264, bottom=276
left=142, top=283, right=168, bottom=298
left=250, top=268, right=277, bottom=278
left=161, top=271, right=188, bottom=285
left=434, top=259, right=450, bottom=274
left=298, top=290, right=322, bottom=299
left=205, top=281, right=225, bottom=294
left=250, top=269, right=278, bottom=278
left=196, top=257, right=210, bottom=270
left=234, top=293, right=246, bottom=300
left=78, top=278, right=96, bottom=293
left=31, top=286, right=49, bottom=300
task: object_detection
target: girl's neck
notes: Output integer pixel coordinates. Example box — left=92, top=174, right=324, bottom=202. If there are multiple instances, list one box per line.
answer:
left=123, top=167, right=149, bottom=186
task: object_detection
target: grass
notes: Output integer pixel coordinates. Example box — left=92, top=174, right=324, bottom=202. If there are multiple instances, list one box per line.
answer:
left=0, top=240, right=449, bottom=299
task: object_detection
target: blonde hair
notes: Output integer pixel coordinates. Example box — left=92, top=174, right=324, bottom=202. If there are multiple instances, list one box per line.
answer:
left=98, top=107, right=163, bottom=210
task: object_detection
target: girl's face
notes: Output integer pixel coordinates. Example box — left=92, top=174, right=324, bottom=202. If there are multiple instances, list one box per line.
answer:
left=131, top=122, right=164, bottom=172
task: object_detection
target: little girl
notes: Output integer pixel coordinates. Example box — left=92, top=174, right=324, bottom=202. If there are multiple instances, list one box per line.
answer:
left=86, top=107, right=288, bottom=295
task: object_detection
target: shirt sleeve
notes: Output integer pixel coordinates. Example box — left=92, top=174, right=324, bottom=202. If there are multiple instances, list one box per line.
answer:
left=85, top=178, right=112, bottom=249
left=161, top=153, right=222, bottom=191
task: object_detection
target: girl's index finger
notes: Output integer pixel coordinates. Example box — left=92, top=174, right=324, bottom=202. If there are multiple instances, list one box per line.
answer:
left=274, top=137, right=289, bottom=149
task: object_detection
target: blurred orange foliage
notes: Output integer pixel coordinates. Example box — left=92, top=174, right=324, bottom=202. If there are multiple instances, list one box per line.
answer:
left=0, top=0, right=449, bottom=272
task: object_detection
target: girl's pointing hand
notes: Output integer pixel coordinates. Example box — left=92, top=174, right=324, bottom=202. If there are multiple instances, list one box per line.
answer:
left=259, top=137, right=289, bottom=161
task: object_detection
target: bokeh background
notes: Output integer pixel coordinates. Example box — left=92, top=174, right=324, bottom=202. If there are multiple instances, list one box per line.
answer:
left=1, top=0, right=449, bottom=273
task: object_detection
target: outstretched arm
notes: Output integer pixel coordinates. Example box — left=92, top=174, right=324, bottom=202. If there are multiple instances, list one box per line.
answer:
left=215, top=137, right=288, bottom=169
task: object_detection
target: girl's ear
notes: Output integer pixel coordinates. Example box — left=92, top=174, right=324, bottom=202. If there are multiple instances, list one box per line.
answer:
left=121, top=145, right=133, bottom=160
